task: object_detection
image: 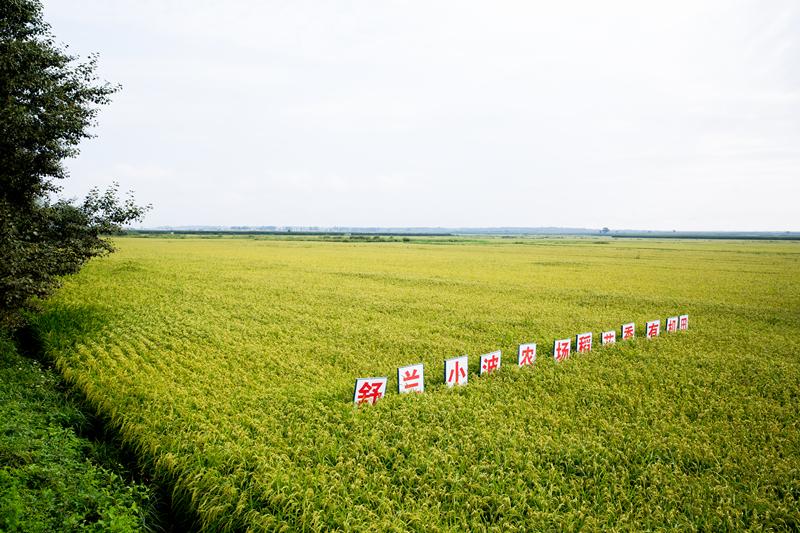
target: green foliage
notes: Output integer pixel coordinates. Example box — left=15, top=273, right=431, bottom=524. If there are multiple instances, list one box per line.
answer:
left=0, top=0, right=149, bottom=330
left=0, top=333, right=154, bottom=532
left=33, top=238, right=800, bottom=532
left=0, top=0, right=115, bottom=203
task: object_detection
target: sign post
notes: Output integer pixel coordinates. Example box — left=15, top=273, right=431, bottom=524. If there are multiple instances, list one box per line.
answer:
left=518, top=343, right=536, bottom=367
left=553, top=338, right=571, bottom=361
left=397, top=364, right=424, bottom=394
left=576, top=332, right=592, bottom=353
left=353, top=378, right=388, bottom=405
left=621, top=322, right=635, bottom=340
left=666, top=316, right=678, bottom=332
left=444, top=356, right=468, bottom=387
left=480, top=351, right=501, bottom=375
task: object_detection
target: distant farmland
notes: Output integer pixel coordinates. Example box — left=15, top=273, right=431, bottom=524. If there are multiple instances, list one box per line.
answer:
left=35, top=236, right=800, bottom=532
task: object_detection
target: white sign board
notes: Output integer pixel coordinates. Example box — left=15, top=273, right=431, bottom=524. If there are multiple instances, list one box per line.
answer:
left=444, top=355, right=468, bottom=387
left=621, top=322, right=635, bottom=340
left=517, top=343, right=536, bottom=366
left=666, top=316, right=678, bottom=332
left=646, top=320, right=660, bottom=339
left=576, top=332, right=592, bottom=353
left=679, top=314, right=689, bottom=330
left=479, top=350, right=501, bottom=375
left=553, top=338, right=571, bottom=361
left=397, top=363, right=424, bottom=394
left=601, top=330, right=616, bottom=345
left=353, top=377, right=388, bottom=405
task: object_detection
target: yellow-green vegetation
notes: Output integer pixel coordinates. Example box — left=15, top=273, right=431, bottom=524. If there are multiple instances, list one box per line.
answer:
left=33, top=237, right=800, bottom=532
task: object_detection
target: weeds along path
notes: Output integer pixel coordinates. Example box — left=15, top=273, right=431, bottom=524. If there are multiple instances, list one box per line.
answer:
left=34, top=237, right=800, bottom=532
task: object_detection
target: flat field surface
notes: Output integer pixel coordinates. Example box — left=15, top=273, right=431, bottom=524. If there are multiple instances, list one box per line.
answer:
left=36, top=236, right=800, bottom=532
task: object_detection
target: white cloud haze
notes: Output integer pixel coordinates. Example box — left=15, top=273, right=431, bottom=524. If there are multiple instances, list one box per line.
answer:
left=44, top=0, right=800, bottom=230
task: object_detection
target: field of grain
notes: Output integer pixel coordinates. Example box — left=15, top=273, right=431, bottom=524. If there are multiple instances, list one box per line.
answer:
left=34, top=236, right=800, bottom=532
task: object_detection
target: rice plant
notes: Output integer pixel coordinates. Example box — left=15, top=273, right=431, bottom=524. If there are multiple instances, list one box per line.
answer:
left=33, top=237, right=800, bottom=532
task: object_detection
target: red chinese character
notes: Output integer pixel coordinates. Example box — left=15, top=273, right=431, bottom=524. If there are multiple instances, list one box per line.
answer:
left=357, top=381, right=383, bottom=405
left=603, top=332, right=615, bottom=344
left=402, top=369, right=420, bottom=390
left=448, top=361, right=466, bottom=383
left=666, top=318, right=677, bottom=332
left=623, top=325, right=634, bottom=339
left=577, top=334, right=592, bottom=353
left=482, top=354, right=499, bottom=373
left=555, top=341, right=570, bottom=361
left=647, top=322, right=659, bottom=338
left=519, top=346, right=535, bottom=365
left=680, top=316, right=688, bottom=329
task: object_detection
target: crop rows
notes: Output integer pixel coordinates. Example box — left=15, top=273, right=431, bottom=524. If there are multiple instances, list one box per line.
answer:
left=34, top=237, right=800, bottom=532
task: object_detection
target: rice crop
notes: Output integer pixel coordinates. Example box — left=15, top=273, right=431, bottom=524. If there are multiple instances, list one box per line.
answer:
left=34, top=237, right=800, bottom=532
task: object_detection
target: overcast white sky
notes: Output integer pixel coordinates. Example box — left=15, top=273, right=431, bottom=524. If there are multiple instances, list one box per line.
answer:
left=44, top=0, right=800, bottom=230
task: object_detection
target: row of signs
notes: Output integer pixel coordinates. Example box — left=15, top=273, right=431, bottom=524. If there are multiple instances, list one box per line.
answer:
left=354, top=314, right=689, bottom=405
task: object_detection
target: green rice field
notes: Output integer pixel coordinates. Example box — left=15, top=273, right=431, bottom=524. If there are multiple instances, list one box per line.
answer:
left=33, top=236, right=800, bottom=532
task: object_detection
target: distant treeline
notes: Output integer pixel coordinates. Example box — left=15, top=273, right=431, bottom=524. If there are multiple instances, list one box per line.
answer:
left=125, top=230, right=454, bottom=237
left=611, top=233, right=800, bottom=241
left=121, top=230, right=800, bottom=241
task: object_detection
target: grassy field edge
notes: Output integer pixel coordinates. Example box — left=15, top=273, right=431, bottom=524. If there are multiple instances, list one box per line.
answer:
left=0, top=330, right=164, bottom=533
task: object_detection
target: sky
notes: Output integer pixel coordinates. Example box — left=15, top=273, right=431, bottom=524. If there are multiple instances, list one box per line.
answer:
left=43, top=0, right=800, bottom=231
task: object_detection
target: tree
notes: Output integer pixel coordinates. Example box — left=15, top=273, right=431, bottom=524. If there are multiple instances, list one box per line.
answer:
left=601, top=227, right=610, bottom=234
left=1, top=0, right=150, bottom=330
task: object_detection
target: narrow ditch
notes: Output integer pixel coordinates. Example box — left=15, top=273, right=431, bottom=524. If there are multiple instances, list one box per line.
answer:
left=12, top=325, right=203, bottom=533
